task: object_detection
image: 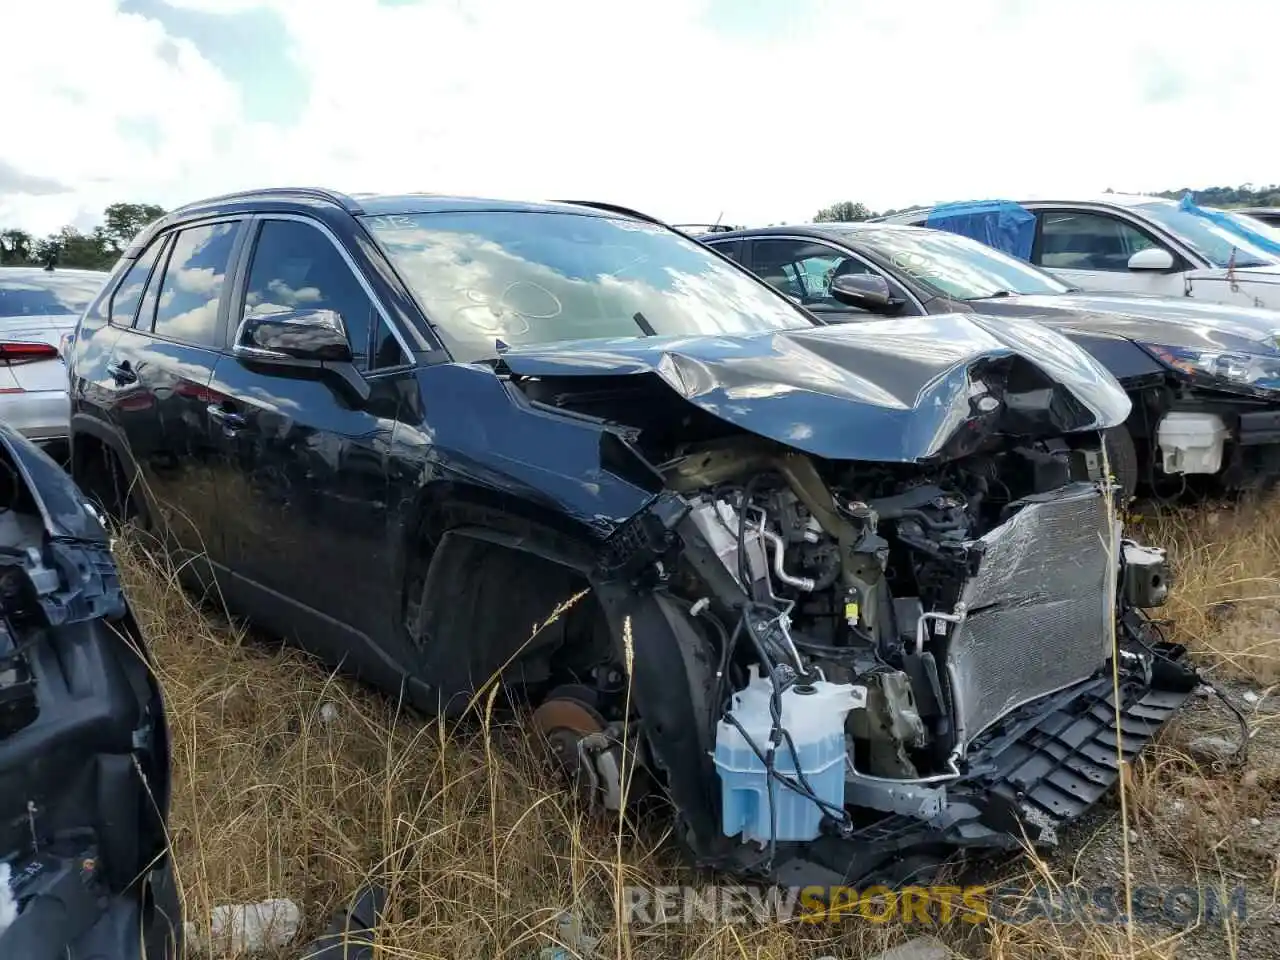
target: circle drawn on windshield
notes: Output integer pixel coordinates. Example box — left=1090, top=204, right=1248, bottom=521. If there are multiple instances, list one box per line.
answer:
left=891, top=250, right=942, bottom=280
left=452, top=304, right=531, bottom=337
left=498, top=280, right=562, bottom=319
left=450, top=281, right=562, bottom=339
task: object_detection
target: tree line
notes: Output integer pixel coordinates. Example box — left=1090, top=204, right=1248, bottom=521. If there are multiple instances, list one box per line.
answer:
left=0, top=202, right=166, bottom=271
left=812, top=183, right=1280, bottom=224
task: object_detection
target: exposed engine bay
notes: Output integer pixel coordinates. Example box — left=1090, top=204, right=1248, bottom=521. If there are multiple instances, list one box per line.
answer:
left=666, top=433, right=1119, bottom=777
left=493, top=318, right=1199, bottom=886
left=580, top=429, right=1192, bottom=884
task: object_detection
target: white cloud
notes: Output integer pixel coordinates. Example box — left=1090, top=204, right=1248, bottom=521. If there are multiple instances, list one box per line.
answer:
left=1, top=0, right=246, bottom=233
left=3, top=0, right=1280, bottom=235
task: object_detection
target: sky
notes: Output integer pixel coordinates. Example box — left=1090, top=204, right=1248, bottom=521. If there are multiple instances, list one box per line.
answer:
left=3, top=0, right=1278, bottom=236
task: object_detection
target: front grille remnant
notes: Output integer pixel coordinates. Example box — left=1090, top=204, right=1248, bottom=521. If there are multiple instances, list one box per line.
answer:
left=945, top=483, right=1116, bottom=751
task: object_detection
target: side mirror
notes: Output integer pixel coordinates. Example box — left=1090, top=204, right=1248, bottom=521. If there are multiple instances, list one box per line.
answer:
left=235, top=308, right=353, bottom=363
left=234, top=308, right=369, bottom=403
left=1127, top=247, right=1175, bottom=272
left=829, top=274, right=900, bottom=314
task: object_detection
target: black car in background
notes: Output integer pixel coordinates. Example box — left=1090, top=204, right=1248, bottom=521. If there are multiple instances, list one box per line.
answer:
left=0, top=423, right=177, bottom=959
left=1237, top=207, right=1280, bottom=228
left=703, top=222, right=1280, bottom=497
left=66, top=187, right=1192, bottom=887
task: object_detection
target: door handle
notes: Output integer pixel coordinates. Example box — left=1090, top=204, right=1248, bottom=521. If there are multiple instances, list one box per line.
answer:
left=106, top=360, right=137, bottom=385
left=207, top=404, right=247, bottom=431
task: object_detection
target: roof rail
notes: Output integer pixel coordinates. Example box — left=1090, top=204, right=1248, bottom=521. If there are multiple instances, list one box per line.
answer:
left=174, top=187, right=365, bottom=215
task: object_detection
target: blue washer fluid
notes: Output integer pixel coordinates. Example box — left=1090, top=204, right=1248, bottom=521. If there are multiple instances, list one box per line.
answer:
left=713, top=665, right=864, bottom=844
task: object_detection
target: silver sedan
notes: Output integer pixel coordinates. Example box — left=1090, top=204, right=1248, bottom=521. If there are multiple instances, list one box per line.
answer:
left=0, top=266, right=109, bottom=461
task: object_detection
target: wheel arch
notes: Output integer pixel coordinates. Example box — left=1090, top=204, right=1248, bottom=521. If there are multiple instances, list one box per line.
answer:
left=396, top=480, right=620, bottom=714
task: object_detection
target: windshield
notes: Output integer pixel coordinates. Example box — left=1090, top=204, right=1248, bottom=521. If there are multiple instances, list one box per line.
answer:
left=363, top=211, right=811, bottom=360
left=841, top=227, right=1073, bottom=300
left=1136, top=202, right=1280, bottom=268
left=0, top=271, right=104, bottom=319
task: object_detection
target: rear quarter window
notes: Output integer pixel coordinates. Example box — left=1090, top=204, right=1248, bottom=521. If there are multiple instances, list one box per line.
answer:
left=110, top=240, right=166, bottom=326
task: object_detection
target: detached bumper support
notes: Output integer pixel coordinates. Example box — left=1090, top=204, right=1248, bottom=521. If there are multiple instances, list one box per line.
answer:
left=764, top=643, right=1195, bottom=891
left=976, top=666, right=1190, bottom=832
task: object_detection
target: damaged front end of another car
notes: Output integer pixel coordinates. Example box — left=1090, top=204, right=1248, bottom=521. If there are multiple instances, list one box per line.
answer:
left=501, top=314, right=1197, bottom=888
left=0, top=423, right=178, bottom=958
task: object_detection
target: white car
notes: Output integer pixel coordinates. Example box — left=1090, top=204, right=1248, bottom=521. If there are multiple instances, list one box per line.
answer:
left=883, top=194, right=1280, bottom=311
left=0, top=266, right=108, bottom=461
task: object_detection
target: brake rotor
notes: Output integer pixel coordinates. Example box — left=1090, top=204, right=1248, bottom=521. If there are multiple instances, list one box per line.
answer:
left=532, top=695, right=607, bottom=779
left=532, top=695, right=606, bottom=735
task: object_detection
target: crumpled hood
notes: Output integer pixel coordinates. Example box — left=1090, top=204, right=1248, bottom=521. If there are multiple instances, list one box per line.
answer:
left=962, top=292, right=1280, bottom=353
left=497, top=313, right=1129, bottom=463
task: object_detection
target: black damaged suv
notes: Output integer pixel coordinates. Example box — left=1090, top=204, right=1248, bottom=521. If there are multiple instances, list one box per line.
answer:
left=67, top=188, right=1194, bottom=887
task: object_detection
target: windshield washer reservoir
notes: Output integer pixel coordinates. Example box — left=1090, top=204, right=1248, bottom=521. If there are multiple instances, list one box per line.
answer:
left=1157, top=412, right=1228, bottom=475
left=714, top=666, right=863, bottom=844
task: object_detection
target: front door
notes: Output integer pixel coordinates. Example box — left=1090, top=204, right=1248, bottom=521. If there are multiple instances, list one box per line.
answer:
left=1032, top=208, right=1185, bottom=296
left=207, top=215, right=414, bottom=687
left=102, top=217, right=245, bottom=580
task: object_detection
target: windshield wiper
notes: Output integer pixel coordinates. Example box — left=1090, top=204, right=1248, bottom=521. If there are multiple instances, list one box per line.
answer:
left=490, top=312, right=657, bottom=357
left=966, top=290, right=1015, bottom=301
left=632, top=311, right=657, bottom=337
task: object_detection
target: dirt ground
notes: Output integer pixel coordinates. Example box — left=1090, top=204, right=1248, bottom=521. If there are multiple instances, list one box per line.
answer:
left=121, top=492, right=1280, bottom=959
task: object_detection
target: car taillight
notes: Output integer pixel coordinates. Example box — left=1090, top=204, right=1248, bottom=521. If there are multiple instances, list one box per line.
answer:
left=0, top=342, right=60, bottom=365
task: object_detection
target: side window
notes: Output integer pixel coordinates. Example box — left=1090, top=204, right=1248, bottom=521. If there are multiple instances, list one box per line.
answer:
left=709, top=239, right=743, bottom=264
left=751, top=239, right=875, bottom=307
left=242, top=219, right=405, bottom=370
left=109, top=237, right=165, bottom=326
left=136, top=236, right=172, bottom=330
left=151, top=221, right=240, bottom=345
left=1037, top=211, right=1160, bottom=272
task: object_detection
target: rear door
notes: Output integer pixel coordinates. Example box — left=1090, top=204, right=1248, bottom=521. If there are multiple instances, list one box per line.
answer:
left=205, top=214, right=413, bottom=685
left=103, top=217, right=246, bottom=574
left=1031, top=207, right=1185, bottom=296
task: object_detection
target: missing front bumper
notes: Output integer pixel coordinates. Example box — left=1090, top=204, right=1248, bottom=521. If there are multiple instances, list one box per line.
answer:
left=757, top=642, right=1196, bottom=890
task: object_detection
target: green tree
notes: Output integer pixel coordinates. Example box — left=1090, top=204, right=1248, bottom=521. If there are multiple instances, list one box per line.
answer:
left=2, top=200, right=166, bottom=272
left=1148, top=183, right=1280, bottom=208
left=0, top=229, right=34, bottom=265
left=33, top=226, right=117, bottom=271
left=813, top=200, right=876, bottom=223
left=102, top=202, right=166, bottom=251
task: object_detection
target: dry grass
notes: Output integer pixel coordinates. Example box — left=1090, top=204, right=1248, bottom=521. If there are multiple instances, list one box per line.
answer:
left=1140, top=492, right=1280, bottom=685
left=113, top=489, right=1280, bottom=958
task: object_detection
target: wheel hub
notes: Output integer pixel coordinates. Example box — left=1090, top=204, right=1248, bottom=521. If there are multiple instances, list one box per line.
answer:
left=532, top=690, right=640, bottom=811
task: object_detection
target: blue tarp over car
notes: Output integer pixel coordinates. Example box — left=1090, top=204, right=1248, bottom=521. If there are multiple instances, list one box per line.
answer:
left=1179, top=193, right=1280, bottom=258
left=924, top=200, right=1037, bottom=261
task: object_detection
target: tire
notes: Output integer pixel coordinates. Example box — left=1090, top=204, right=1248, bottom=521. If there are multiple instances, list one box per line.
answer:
left=77, top=442, right=146, bottom=531
left=1102, top=425, right=1139, bottom=502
